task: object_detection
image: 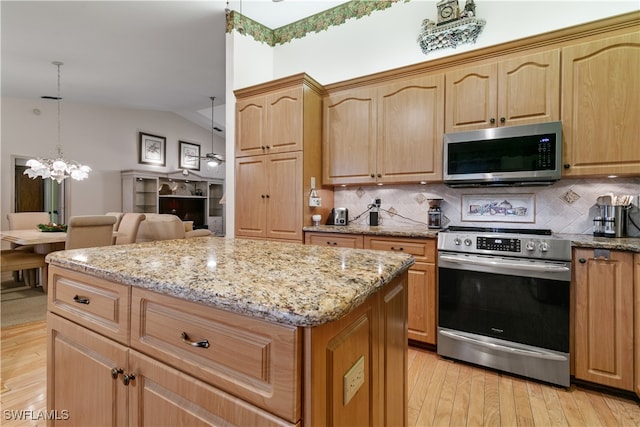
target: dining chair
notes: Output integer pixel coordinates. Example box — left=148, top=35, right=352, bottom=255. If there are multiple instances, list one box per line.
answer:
left=105, top=212, right=124, bottom=231
left=114, top=213, right=146, bottom=245
left=65, top=215, right=117, bottom=250
left=5, top=211, right=51, bottom=283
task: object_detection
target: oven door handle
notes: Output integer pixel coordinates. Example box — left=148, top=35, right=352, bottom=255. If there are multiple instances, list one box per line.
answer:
left=439, top=330, right=567, bottom=361
left=439, top=254, right=570, bottom=273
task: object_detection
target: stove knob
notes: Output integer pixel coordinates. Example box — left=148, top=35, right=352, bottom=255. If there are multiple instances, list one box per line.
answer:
left=453, top=238, right=461, bottom=245
left=525, top=242, right=536, bottom=251
left=464, top=238, right=472, bottom=246
left=539, top=242, right=549, bottom=252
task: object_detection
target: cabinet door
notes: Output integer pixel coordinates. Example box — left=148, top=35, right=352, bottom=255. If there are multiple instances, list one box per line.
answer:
left=635, top=253, right=640, bottom=398
left=128, top=350, right=295, bottom=427
left=266, top=152, right=302, bottom=241
left=574, top=249, right=633, bottom=390
left=235, top=156, right=267, bottom=238
left=562, top=33, right=640, bottom=176
left=323, top=87, right=377, bottom=185
left=497, top=49, right=560, bottom=127
left=407, top=261, right=437, bottom=344
left=266, top=87, right=303, bottom=153
left=377, top=74, right=444, bottom=183
left=48, top=313, right=128, bottom=427
left=236, top=96, right=266, bottom=157
left=445, top=63, right=498, bottom=133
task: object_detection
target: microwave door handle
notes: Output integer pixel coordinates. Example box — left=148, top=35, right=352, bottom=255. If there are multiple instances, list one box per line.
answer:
left=439, top=254, right=570, bottom=273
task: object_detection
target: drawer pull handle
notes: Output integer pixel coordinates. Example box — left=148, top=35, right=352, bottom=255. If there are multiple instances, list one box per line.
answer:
left=326, top=241, right=337, bottom=245
left=391, top=247, right=404, bottom=251
left=122, top=373, right=136, bottom=386
left=73, top=295, right=90, bottom=304
left=181, top=332, right=210, bottom=348
left=111, top=368, right=123, bottom=379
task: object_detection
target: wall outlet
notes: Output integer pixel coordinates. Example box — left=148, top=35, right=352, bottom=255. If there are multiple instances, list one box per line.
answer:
left=309, top=196, right=322, bottom=207
left=343, top=356, right=365, bottom=406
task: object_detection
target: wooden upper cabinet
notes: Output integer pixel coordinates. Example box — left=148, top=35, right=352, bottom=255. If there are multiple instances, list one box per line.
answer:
left=445, top=50, right=560, bottom=133
left=236, top=86, right=305, bottom=157
left=561, top=32, right=640, bottom=177
left=323, top=74, right=444, bottom=185
left=323, top=87, right=377, bottom=185
left=377, top=74, right=444, bottom=183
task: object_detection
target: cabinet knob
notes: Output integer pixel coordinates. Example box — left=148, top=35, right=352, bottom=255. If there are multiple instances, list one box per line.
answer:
left=266, top=194, right=270, bottom=198
left=490, top=118, right=496, bottom=124
left=563, top=164, right=571, bottom=169
left=261, top=194, right=265, bottom=198
left=122, top=373, right=136, bottom=386
left=579, top=258, right=586, bottom=263
left=111, top=368, right=123, bottom=379
left=377, top=173, right=382, bottom=178
left=370, top=173, right=375, bottom=178
left=500, top=117, right=506, bottom=123
left=261, top=145, right=266, bottom=150
left=266, top=145, right=271, bottom=149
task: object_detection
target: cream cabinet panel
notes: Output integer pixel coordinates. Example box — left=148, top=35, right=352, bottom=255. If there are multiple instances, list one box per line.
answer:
left=562, top=32, right=640, bottom=177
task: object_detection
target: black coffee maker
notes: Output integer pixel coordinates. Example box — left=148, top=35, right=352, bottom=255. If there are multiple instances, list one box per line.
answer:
left=427, top=199, right=443, bottom=229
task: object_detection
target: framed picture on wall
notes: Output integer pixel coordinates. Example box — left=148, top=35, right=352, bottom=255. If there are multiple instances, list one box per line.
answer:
left=179, top=141, right=201, bottom=171
left=461, top=193, right=535, bottom=223
left=138, top=132, right=166, bottom=166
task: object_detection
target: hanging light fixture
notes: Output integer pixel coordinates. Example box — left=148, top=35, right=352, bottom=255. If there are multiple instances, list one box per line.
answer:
left=24, top=61, right=91, bottom=184
left=192, top=96, right=225, bottom=167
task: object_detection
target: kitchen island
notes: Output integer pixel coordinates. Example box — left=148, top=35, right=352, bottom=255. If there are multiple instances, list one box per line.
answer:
left=45, top=237, right=414, bottom=426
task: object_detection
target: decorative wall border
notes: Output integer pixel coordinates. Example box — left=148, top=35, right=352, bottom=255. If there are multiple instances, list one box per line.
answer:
left=226, top=0, right=404, bottom=46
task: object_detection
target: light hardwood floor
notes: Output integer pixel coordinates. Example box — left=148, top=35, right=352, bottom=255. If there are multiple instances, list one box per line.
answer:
left=1, top=321, right=639, bottom=427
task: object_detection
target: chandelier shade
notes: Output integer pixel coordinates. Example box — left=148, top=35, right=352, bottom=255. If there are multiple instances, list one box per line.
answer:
left=24, top=61, right=91, bottom=184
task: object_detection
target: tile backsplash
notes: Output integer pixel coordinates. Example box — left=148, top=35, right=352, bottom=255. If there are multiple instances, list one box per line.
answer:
left=333, top=177, right=640, bottom=236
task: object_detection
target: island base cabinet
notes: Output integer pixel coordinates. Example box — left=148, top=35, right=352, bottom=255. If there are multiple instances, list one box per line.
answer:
left=128, top=350, right=297, bottom=427
left=47, top=313, right=128, bottom=427
left=303, top=272, right=407, bottom=427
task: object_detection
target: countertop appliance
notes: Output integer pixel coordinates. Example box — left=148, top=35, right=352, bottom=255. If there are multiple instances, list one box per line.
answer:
left=332, top=208, right=348, bottom=226
left=437, top=226, right=571, bottom=387
left=443, top=121, right=562, bottom=187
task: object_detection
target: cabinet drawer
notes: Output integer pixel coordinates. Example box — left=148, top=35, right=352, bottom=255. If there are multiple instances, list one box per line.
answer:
left=131, top=288, right=301, bottom=423
left=48, top=266, right=130, bottom=345
left=364, top=236, right=435, bottom=262
left=305, top=232, right=364, bottom=248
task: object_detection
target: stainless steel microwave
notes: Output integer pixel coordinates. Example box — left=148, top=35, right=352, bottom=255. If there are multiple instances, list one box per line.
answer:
left=443, top=121, right=562, bottom=187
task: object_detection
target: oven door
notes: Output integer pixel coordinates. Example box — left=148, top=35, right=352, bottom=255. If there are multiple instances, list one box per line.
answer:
left=438, top=252, right=570, bottom=353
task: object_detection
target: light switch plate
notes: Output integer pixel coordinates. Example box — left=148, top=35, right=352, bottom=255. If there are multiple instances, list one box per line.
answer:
left=343, top=356, right=365, bottom=406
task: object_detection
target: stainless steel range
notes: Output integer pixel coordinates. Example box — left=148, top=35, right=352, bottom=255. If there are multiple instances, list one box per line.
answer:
left=437, top=226, right=571, bottom=387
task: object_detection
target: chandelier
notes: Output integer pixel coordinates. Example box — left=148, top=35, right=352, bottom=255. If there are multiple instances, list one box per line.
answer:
left=24, top=61, right=91, bottom=184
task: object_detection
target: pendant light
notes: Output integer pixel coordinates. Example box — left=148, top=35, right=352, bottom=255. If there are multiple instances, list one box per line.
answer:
left=24, top=61, right=91, bottom=184
left=192, top=96, right=225, bottom=167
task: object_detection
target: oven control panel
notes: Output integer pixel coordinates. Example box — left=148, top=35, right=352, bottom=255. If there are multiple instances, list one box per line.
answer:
left=476, top=237, right=520, bottom=252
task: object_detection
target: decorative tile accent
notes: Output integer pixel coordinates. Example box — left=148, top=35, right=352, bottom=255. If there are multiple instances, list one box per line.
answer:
left=415, top=193, right=427, bottom=205
left=356, top=187, right=366, bottom=198
left=560, top=189, right=581, bottom=205
left=387, top=207, right=398, bottom=217
left=226, top=0, right=403, bottom=46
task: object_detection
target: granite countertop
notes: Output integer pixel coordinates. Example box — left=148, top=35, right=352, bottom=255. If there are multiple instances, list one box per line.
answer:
left=304, top=225, right=640, bottom=252
left=45, top=237, right=414, bottom=327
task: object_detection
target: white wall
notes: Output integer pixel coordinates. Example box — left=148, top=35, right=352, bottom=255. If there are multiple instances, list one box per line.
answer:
left=1, top=98, right=224, bottom=230
left=272, top=1, right=639, bottom=85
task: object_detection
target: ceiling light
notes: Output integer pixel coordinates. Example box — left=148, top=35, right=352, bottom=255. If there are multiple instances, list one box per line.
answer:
left=24, top=61, right=91, bottom=184
left=189, top=96, right=225, bottom=168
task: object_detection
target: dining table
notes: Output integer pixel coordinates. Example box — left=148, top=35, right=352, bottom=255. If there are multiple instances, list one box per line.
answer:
left=1, top=229, right=125, bottom=254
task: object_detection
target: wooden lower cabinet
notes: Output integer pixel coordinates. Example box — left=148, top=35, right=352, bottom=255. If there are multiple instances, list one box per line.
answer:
left=305, top=233, right=437, bottom=345
left=573, top=248, right=634, bottom=391
left=48, top=266, right=408, bottom=426
left=47, top=313, right=128, bottom=427
left=635, top=253, right=640, bottom=398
